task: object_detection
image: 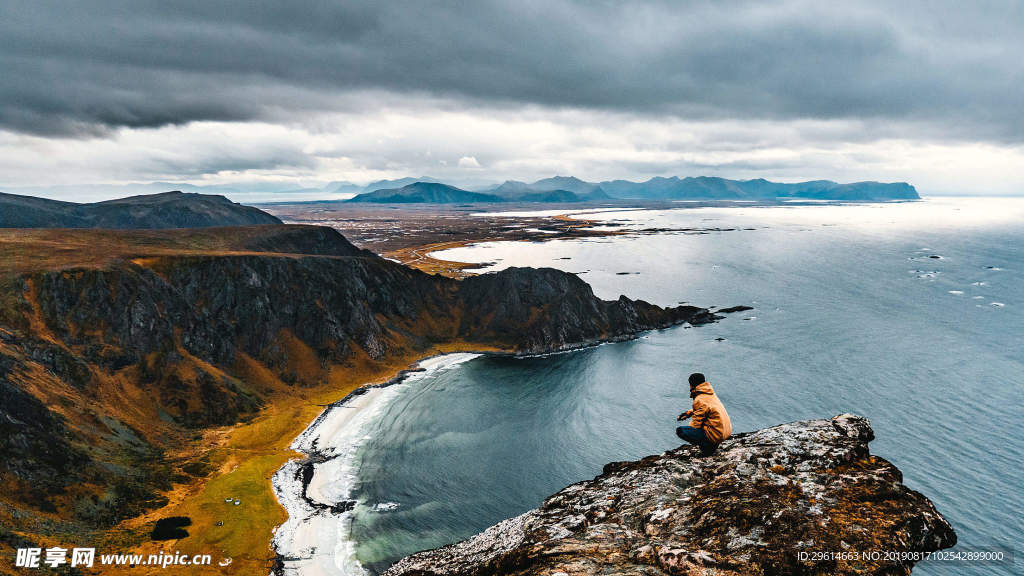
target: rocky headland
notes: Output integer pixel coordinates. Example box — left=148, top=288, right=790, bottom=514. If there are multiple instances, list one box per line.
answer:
left=385, top=415, right=955, bottom=576
left=0, top=222, right=720, bottom=572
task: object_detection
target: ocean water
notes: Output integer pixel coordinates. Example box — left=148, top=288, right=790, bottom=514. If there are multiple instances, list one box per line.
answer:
left=347, top=198, right=1023, bottom=575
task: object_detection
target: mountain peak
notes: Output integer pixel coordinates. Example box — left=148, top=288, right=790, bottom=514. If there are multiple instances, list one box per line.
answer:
left=532, top=175, right=589, bottom=186
left=0, top=191, right=281, bottom=228
left=347, top=181, right=504, bottom=203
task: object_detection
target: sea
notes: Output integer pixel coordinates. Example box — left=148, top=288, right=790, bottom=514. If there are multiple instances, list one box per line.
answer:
left=334, top=197, right=1022, bottom=575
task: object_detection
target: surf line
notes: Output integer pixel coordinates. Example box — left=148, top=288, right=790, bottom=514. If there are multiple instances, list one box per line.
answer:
left=270, top=353, right=481, bottom=576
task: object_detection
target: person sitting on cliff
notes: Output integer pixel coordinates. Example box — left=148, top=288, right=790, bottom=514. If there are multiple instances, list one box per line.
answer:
left=676, top=372, right=732, bottom=455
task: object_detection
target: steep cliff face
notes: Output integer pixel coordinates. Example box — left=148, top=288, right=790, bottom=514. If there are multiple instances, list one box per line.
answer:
left=457, top=267, right=717, bottom=353
left=0, top=225, right=719, bottom=535
left=14, top=256, right=709, bottom=388
left=385, top=415, right=955, bottom=576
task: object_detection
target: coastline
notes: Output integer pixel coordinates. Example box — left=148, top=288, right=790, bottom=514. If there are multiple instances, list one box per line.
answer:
left=271, top=353, right=483, bottom=576
left=267, top=318, right=736, bottom=576
left=263, top=208, right=740, bottom=575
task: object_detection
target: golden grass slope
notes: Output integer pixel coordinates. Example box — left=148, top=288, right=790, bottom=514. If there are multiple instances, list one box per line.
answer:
left=0, top=226, right=511, bottom=575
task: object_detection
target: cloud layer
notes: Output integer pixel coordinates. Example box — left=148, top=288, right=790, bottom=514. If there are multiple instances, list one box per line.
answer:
left=5, top=1, right=1023, bottom=138
left=2, top=1, right=1022, bottom=195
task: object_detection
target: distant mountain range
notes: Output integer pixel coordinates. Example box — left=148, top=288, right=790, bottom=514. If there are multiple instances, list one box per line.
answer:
left=347, top=182, right=506, bottom=204
left=0, top=190, right=282, bottom=228
left=490, top=177, right=611, bottom=201
left=1, top=175, right=919, bottom=207
left=346, top=176, right=918, bottom=203
left=598, top=176, right=918, bottom=201
left=347, top=180, right=612, bottom=204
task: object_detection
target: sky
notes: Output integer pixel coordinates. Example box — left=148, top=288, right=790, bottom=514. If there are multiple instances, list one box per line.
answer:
left=2, top=0, right=1023, bottom=200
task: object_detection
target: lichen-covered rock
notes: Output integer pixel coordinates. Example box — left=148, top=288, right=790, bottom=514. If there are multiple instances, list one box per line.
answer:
left=385, top=415, right=955, bottom=576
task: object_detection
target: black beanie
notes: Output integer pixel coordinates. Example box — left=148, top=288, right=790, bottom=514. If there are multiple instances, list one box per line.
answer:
left=688, top=372, right=705, bottom=387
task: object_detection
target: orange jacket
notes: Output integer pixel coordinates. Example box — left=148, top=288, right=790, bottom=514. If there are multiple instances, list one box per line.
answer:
left=689, top=381, right=732, bottom=443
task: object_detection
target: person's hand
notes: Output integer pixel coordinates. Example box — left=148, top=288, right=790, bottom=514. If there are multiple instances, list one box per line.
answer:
left=677, top=410, right=693, bottom=421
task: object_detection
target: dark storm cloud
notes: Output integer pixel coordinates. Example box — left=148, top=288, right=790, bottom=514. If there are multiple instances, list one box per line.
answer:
left=2, top=0, right=1022, bottom=139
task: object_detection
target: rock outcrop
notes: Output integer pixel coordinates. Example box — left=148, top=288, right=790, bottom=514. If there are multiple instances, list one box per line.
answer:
left=458, top=267, right=717, bottom=354
left=385, top=415, right=955, bottom=576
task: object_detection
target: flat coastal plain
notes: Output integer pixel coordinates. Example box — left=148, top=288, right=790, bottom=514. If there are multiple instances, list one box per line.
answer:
left=261, top=200, right=772, bottom=277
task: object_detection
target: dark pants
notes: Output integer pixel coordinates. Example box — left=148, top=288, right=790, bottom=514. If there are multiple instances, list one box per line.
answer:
left=676, top=426, right=717, bottom=455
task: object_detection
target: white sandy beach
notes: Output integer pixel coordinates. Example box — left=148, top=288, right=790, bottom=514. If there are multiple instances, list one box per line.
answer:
left=271, top=353, right=482, bottom=576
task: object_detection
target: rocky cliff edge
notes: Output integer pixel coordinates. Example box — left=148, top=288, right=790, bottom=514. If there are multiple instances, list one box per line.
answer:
left=385, top=414, right=955, bottom=576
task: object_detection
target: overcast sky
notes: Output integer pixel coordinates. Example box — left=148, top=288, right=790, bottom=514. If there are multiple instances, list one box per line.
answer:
left=2, top=0, right=1022, bottom=199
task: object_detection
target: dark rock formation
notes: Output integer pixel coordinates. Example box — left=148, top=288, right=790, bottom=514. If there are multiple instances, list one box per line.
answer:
left=0, top=360, right=90, bottom=484
left=458, top=267, right=717, bottom=354
left=238, top=224, right=368, bottom=257
left=716, top=305, right=754, bottom=314
left=0, top=190, right=281, bottom=228
left=385, top=415, right=955, bottom=576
